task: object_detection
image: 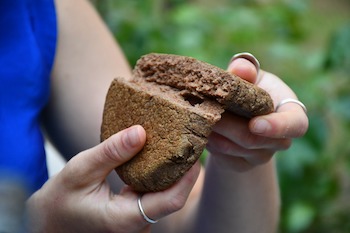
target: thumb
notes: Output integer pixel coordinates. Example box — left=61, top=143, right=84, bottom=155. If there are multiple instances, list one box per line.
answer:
left=62, top=125, right=146, bottom=188
left=228, top=53, right=260, bottom=84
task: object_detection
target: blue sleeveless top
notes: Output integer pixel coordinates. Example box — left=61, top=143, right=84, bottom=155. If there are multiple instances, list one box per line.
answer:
left=0, top=0, right=57, bottom=194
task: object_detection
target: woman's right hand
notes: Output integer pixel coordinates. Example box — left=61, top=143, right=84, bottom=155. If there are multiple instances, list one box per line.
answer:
left=26, top=125, right=200, bottom=233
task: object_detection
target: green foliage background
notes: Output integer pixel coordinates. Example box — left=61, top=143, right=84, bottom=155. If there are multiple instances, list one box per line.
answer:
left=92, top=0, right=350, bottom=232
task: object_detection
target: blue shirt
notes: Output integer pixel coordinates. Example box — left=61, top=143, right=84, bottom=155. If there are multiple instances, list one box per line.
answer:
left=0, top=0, right=57, bottom=194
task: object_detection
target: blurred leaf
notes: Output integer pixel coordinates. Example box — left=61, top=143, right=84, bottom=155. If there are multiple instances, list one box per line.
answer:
left=324, top=24, right=350, bottom=72
left=277, top=139, right=318, bottom=177
left=286, top=202, right=316, bottom=233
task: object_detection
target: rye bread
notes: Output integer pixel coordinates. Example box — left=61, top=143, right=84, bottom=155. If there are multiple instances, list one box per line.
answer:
left=134, top=53, right=274, bottom=118
left=101, top=78, right=223, bottom=192
left=101, top=53, right=274, bottom=192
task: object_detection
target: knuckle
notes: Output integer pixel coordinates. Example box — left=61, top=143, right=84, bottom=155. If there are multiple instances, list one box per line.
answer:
left=218, top=140, right=235, bottom=155
left=58, top=157, right=81, bottom=188
left=241, top=133, right=261, bottom=149
left=208, top=134, right=235, bottom=155
left=102, top=135, right=124, bottom=163
left=163, top=195, right=187, bottom=215
left=102, top=137, right=117, bottom=158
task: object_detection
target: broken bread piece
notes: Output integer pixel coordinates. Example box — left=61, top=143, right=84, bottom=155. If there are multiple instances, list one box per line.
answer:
left=134, top=53, right=274, bottom=118
left=101, top=53, right=274, bottom=192
left=101, top=78, right=223, bottom=192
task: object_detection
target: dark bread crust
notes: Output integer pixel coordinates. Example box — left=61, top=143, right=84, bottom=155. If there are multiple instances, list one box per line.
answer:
left=134, top=53, right=274, bottom=118
left=101, top=78, right=223, bottom=192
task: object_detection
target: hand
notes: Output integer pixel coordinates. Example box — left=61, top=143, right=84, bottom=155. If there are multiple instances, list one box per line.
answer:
left=206, top=54, right=309, bottom=171
left=26, top=125, right=200, bottom=233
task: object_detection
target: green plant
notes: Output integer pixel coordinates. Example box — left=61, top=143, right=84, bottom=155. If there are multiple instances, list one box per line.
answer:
left=93, top=1, right=350, bottom=232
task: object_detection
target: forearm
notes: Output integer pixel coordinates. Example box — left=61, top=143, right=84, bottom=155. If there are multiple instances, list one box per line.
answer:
left=44, top=0, right=132, bottom=159
left=192, top=155, right=280, bottom=233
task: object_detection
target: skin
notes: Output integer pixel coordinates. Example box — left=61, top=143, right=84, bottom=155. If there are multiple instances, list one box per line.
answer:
left=26, top=0, right=309, bottom=232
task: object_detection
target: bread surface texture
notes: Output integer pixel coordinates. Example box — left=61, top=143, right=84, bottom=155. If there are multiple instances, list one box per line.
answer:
left=101, top=78, right=223, bottom=192
left=134, top=53, right=274, bottom=118
left=101, top=53, right=274, bottom=192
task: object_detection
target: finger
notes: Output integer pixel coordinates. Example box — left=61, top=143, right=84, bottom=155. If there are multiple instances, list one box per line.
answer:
left=207, top=132, right=278, bottom=167
left=250, top=109, right=309, bottom=138
left=104, top=162, right=199, bottom=232
left=250, top=71, right=309, bottom=138
left=228, top=54, right=259, bottom=84
left=62, top=125, right=146, bottom=188
left=99, top=190, right=152, bottom=232
left=257, top=70, right=299, bottom=107
left=212, top=112, right=290, bottom=150
left=139, top=161, right=201, bottom=223
left=207, top=131, right=291, bottom=158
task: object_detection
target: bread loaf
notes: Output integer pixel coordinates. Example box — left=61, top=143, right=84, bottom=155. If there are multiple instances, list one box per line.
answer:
left=101, top=78, right=223, bottom=192
left=101, top=53, right=274, bottom=192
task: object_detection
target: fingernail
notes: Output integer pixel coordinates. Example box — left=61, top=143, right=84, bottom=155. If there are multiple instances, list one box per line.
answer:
left=230, top=52, right=260, bottom=73
left=227, top=58, right=240, bottom=71
left=252, top=119, right=271, bottom=134
left=124, top=126, right=142, bottom=148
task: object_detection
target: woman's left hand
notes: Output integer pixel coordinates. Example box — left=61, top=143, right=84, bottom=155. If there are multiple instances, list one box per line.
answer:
left=206, top=54, right=309, bottom=171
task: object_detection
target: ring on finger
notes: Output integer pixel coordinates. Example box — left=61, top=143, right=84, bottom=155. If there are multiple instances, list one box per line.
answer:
left=230, top=52, right=260, bottom=79
left=275, top=98, right=307, bottom=114
left=137, top=195, right=158, bottom=224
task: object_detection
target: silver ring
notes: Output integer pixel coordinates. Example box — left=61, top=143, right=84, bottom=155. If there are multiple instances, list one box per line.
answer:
left=275, top=98, right=307, bottom=113
left=230, top=52, right=260, bottom=78
left=137, top=195, right=158, bottom=224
